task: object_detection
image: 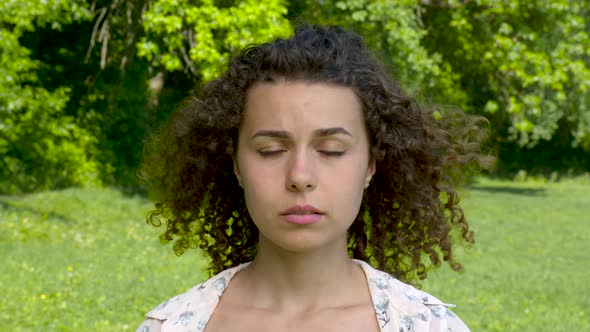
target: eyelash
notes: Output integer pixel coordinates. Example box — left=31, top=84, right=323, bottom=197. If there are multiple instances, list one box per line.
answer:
left=257, top=150, right=283, bottom=157
left=257, top=150, right=345, bottom=157
left=319, top=150, right=345, bottom=157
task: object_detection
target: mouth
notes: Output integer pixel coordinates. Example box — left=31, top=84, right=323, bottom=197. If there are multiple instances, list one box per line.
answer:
left=280, top=205, right=324, bottom=216
left=280, top=205, right=324, bottom=225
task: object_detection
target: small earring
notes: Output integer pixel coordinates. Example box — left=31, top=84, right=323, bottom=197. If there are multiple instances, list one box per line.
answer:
left=365, top=182, right=369, bottom=189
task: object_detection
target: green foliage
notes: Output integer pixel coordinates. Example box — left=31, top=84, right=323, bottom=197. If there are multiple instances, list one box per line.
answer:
left=138, top=0, right=292, bottom=81
left=292, top=0, right=467, bottom=106
left=0, top=0, right=101, bottom=194
left=2, top=0, right=590, bottom=193
left=421, top=0, right=590, bottom=149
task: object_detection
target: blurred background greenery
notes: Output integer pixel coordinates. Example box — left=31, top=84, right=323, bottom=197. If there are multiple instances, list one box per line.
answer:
left=1, top=0, right=589, bottom=194
left=1, top=0, right=589, bottom=331
left=2, top=177, right=589, bottom=331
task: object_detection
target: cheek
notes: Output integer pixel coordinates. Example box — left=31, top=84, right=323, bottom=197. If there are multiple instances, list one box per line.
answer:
left=331, top=155, right=370, bottom=186
left=323, top=163, right=367, bottom=205
left=241, top=161, right=277, bottom=190
left=239, top=162, right=278, bottom=219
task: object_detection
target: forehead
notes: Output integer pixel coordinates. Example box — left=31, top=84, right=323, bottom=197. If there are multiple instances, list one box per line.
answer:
left=242, top=81, right=364, bottom=133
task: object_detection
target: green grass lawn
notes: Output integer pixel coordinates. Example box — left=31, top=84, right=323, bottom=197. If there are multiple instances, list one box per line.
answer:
left=1, top=176, right=589, bottom=331
left=422, top=176, right=590, bottom=331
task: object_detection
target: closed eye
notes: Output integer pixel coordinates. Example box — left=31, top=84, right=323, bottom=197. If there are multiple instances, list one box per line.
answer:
left=257, top=150, right=286, bottom=157
left=257, top=150, right=346, bottom=157
left=319, top=150, right=345, bottom=157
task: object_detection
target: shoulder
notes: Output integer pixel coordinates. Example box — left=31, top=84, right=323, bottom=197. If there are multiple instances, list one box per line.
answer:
left=134, top=280, right=210, bottom=332
left=355, top=260, right=470, bottom=332
left=135, top=317, right=163, bottom=332
left=136, top=263, right=250, bottom=332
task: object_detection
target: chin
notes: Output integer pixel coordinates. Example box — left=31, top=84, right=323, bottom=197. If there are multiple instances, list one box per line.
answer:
left=263, top=232, right=342, bottom=254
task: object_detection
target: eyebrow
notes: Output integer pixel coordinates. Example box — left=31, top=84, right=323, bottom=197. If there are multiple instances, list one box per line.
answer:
left=251, top=127, right=352, bottom=139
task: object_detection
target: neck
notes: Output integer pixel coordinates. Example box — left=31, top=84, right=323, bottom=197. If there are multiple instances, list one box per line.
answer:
left=238, top=235, right=365, bottom=312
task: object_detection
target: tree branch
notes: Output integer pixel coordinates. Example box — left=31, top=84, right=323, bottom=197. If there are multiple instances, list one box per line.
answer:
left=85, top=7, right=108, bottom=64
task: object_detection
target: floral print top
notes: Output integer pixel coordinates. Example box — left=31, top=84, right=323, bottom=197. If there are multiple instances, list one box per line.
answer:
left=136, top=259, right=470, bottom=332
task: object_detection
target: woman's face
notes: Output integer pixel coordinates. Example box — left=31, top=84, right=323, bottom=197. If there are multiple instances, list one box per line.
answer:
left=234, top=81, right=375, bottom=253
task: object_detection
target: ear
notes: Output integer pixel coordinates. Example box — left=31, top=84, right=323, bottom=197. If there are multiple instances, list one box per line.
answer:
left=365, top=159, right=376, bottom=185
left=232, top=155, right=243, bottom=185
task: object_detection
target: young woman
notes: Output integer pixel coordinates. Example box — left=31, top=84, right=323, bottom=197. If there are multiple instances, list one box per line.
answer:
left=136, top=24, right=484, bottom=332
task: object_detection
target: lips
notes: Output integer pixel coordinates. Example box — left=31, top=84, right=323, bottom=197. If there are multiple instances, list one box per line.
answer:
left=280, top=205, right=324, bottom=215
left=280, top=205, right=324, bottom=225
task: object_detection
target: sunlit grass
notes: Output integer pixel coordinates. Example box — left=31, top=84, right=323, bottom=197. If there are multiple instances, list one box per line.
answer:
left=422, top=176, right=590, bottom=331
left=0, top=188, right=207, bottom=331
left=1, top=176, right=588, bottom=331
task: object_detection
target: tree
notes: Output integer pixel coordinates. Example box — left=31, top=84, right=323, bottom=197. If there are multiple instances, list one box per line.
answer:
left=289, top=0, right=466, bottom=106
left=420, top=0, right=590, bottom=169
left=2, top=0, right=589, bottom=194
left=137, top=0, right=292, bottom=81
left=0, top=0, right=101, bottom=193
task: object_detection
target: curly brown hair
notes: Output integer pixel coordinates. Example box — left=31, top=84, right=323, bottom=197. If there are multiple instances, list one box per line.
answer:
left=140, top=24, right=488, bottom=284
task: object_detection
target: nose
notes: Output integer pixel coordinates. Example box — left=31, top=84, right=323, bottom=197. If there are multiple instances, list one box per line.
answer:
left=286, top=149, right=316, bottom=192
